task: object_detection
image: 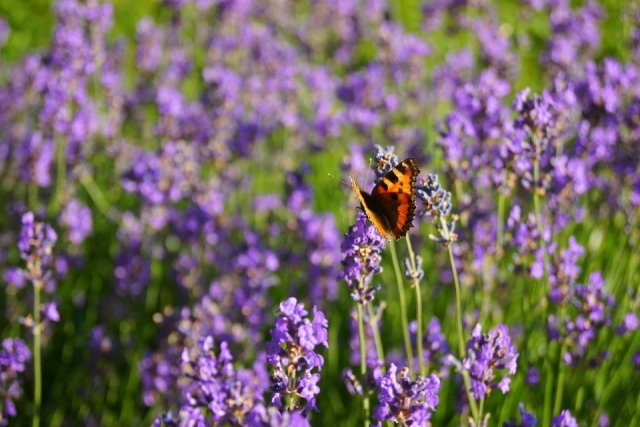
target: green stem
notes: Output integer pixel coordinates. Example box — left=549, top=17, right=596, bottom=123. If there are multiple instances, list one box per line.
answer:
left=496, top=193, right=505, bottom=256
left=444, top=225, right=480, bottom=423
left=28, top=182, right=38, bottom=212
left=78, top=170, right=114, bottom=220
left=366, top=303, right=385, bottom=363
left=52, top=134, right=67, bottom=213
left=389, top=239, right=415, bottom=374
left=357, top=301, right=370, bottom=426
left=32, top=280, right=42, bottom=427
left=414, top=279, right=424, bottom=376
left=543, top=341, right=557, bottom=426
left=405, top=237, right=425, bottom=376
left=553, top=343, right=568, bottom=416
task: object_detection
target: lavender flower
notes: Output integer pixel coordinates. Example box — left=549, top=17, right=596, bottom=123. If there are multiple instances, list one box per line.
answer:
left=0, top=338, right=32, bottom=422
left=338, top=212, right=385, bottom=304
left=18, top=212, right=57, bottom=285
left=59, top=198, right=93, bottom=245
left=503, top=403, right=538, bottom=427
left=179, top=336, right=268, bottom=425
left=560, top=271, right=614, bottom=365
left=617, top=313, right=640, bottom=335
left=463, top=324, right=519, bottom=399
left=416, top=174, right=452, bottom=220
left=266, top=298, right=328, bottom=416
left=551, top=409, right=579, bottom=427
left=372, top=363, right=441, bottom=425
left=632, top=351, right=640, bottom=369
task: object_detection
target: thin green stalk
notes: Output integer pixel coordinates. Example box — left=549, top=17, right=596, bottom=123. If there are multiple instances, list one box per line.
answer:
left=357, top=301, right=371, bottom=426
left=388, top=239, right=415, bottom=375
left=52, top=134, right=67, bottom=213
left=28, top=182, right=38, bottom=212
left=366, top=303, right=385, bottom=363
left=405, top=237, right=425, bottom=376
left=443, top=222, right=480, bottom=423
left=32, top=280, right=42, bottom=427
left=414, top=279, right=424, bottom=376
left=78, top=170, right=113, bottom=220
left=496, top=193, right=505, bottom=256
left=543, top=341, right=557, bottom=426
left=553, top=343, right=568, bottom=416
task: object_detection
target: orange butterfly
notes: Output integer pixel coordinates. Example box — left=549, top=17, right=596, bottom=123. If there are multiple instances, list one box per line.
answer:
left=350, top=158, right=420, bottom=241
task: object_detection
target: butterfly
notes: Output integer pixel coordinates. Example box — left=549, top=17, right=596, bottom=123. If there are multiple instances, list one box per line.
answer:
left=350, top=158, right=420, bottom=241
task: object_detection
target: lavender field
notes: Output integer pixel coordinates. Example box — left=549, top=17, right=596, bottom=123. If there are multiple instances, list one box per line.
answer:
left=1, top=0, right=639, bottom=426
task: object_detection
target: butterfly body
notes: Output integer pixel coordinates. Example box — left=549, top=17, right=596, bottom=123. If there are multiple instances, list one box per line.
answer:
left=350, top=158, right=420, bottom=240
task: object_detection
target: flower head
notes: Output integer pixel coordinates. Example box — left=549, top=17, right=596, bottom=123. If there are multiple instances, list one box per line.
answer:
left=0, top=338, right=32, bottom=421
left=339, top=212, right=385, bottom=304
left=266, top=298, right=328, bottom=416
left=463, top=324, right=519, bottom=399
left=372, top=363, right=441, bottom=425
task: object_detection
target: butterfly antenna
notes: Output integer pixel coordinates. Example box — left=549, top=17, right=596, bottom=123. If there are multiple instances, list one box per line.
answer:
left=328, top=173, right=349, bottom=187
left=364, top=158, right=374, bottom=189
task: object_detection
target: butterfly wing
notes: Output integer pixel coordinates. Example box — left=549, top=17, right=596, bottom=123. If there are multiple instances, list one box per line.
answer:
left=350, top=178, right=395, bottom=240
left=350, top=158, right=420, bottom=240
left=370, top=158, right=419, bottom=239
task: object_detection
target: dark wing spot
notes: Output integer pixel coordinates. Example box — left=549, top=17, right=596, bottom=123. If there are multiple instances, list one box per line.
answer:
left=386, top=171, right=400, bottom=183
left=395, top=162, right=408, bottom=174
left=378, top=180, right=389, bottom=191
left=398, top=188, right=403, bottom=193
left=391, top=193, right=399, bottom=201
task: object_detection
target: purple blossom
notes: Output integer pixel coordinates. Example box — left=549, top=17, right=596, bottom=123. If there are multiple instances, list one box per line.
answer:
left=416, top=173, right=452, bottom=220
left=551, top=409, right=579, bottom=427
left=178, top=336, right=268, bottom=425
left=463, top=324, right=519, bottom=399
left=559, top=271, right=614, bottom=365
left=59, top=198, right=93, bottom=245
left=136, top=18, right=164, bottom=73
left=617, top=313, right=640, bottom=335
left=338, top=212, right=385, bottom=303
left=503, top=402, right=538, bottom=427
left=266, top=298, right=328, bottom=416
left=526, top=366, right=540, bottom=386
left=18, top=212, right=57, bottom=284
left=632, top=351, right=640, bottom=369
left=0, top=338, right=32, bottom=421
left=372, top=363, right=441, bottom=425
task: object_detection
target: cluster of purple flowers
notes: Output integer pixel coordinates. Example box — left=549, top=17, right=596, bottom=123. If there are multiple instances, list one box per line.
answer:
left=266, top=298, right=328, bottom=417
left=372, top=363, right=441, bottom=426
left=0, top=338, right=31, bottom=423
left=339, top=212, right=386, bottom=304
left=463, top=324, right=519, bottom=400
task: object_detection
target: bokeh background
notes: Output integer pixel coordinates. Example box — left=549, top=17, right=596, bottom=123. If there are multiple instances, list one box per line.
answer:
left=0, top=0, right=639, bottom=426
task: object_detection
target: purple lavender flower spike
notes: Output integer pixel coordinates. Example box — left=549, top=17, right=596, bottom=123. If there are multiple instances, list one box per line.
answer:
left=59, top=198, right=93, bottom=245
left=632, top=351, right=640, bottom=369
left=19, top=212, right=57, bottom=284
left=617, top=313, right=640, bottom=335
left=372, top=363, right=441, bottom=425
left=463, top=324, right=519, bottom=399
left=339, top=212, right=385, bottom=304
left=267, top=298, right=328, bottom=417
left=551, top=409, right=579, bottom=427
left=178, top=336, right=267, bottom=425
left=0, top=338, right=32, bottom=421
